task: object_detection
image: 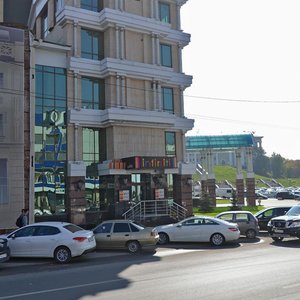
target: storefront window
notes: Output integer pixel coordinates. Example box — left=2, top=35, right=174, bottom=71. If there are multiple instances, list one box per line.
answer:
left=34, top=65, right=67, bottom=218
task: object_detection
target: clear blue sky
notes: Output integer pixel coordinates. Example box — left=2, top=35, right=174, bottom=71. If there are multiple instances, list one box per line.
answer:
left=181, top=0, right=300, bottom=160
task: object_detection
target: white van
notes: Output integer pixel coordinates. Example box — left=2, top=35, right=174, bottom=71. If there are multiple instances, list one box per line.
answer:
left=216, top=187, right=233, bottom=199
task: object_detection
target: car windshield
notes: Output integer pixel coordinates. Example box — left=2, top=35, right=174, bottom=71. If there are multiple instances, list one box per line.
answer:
left=64, top=224, right=85, bottom=233
left=286, top=206, right=300, bottom=216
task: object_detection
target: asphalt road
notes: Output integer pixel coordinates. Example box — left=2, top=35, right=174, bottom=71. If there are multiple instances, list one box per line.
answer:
left=1, top=234, right=300, bottom=300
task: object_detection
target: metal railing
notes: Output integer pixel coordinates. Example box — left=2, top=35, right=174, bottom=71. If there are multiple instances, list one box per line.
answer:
left=122, top=199, right=187, bottom=222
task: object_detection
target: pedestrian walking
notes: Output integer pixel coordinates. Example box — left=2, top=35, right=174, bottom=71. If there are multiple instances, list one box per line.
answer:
left=16, top=209, right=29, bottom=228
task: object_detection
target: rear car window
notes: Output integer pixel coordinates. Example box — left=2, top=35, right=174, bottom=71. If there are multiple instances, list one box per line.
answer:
left=64, top=224, right=85, bottom=233
left=236, top=213, right=249, bottom=221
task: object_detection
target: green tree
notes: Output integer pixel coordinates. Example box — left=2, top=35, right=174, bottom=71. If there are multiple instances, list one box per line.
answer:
left=270, top=153, right=285, bottom=178
left=253, top=147, right=270, bottom=176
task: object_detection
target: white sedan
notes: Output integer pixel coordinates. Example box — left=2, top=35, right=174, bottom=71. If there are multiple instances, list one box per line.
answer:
left=155, top=216, right=240, bottom=246
left=0, top=222, right=96, bottom=263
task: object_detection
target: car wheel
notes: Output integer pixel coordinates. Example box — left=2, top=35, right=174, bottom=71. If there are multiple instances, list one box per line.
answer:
left=246, top=229, right=257, bottom=239
left=54, top=246, right=72, bottom=264
left=127, top=241, right=141, bottom=253
left=210, top=233, right=225, bottom=246
left=272, top=237, right=284, bottom=242
left=158, top=232, right=169, bottom=245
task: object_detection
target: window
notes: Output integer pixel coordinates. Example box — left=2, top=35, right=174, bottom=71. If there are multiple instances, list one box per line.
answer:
left=0, top=114, right=3, bottom=136
left=162, top=87, right=174, bottom=113
left=81, top=28, right=104, bottom=60
left=182, top=218, right=203, bottom=226
left=0, top=73, right=3, bottom=88
left=41, top=9, right=49, bottom=39
left=0, top=159, right=8, bottom=204
left=160, top=44, right=172, bottom=67
left=218, top=213, right=233, bottom=222
left=56, top=0, right=63, bottom=13
left=165, top=132, right=176, bottom=156
left=81, top=77, right=104, bottom=109
left=94, top=223, right=112, bottom=233
left=236, top=213, right=249, bottom=222
left=130, top=223, right=140, bottom=232
left=83, top=128, right=100, bottom=164
left=113, top=223, right=130, bottom=233
left=34, top=226, right=60, bottom=236
left=159, top=2, right=170, bottom=23
left=81, top=0, right=103, bottom=12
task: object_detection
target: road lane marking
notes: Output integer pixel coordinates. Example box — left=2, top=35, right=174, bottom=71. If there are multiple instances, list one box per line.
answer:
left=154, top=249, right=205, bottom=257
left=0, top=279, right=125, bottom=300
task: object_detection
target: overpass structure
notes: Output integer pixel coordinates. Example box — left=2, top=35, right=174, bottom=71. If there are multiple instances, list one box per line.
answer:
left=186, top=134, right=256, bottom=206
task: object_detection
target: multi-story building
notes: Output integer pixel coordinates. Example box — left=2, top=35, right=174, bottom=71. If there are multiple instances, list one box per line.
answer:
left=0, top=0, right=32, bottom=231
left=27, top=0, right=194, bottom=226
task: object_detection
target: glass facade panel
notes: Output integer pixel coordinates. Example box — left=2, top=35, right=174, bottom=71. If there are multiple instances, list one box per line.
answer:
left=165, top=132, right=176, bottom=156
left=159, top=2, right=170, bottom=23
left=162, top=87, right=174, bottom=113
left=81, top=77, right=104, bottom=109
left=34, top=65, right=67, bottom=218
left=160, top=44, right=172, bottom=67
left=81, top=0, right=103, bottom=12
left=81, top=28, right=104, bottom=60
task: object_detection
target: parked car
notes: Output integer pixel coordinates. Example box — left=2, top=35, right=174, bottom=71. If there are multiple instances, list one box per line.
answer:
left=276, top=191, right=299, bottom=200
left=0, top=222, right=96, bottom=264
left=267, top=204, right=300, bottom=242
left=215, top=211, right=259, bottom=239
left=155, top=216, right=240, bottom=246
left=93, top=220, right=159, bottom=253
left=0, top=238, right=10, bottom=263
left=254, top=206, right=292, bottom=231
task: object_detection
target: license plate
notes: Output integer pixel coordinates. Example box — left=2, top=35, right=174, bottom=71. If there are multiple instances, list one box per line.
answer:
left=88, top=236, right=94, bottom=242
left=0, top=253, right=7, bottom=259
left=274, top=229, right=284, bottom=233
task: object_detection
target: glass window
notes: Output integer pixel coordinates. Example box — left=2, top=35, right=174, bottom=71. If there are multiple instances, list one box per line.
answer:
left=182, top=218, right=203, bottom=226
left=218, top=213, right=233, bottom=222
left=94, top=223, right=112, bottom=233
left=0, top=114, right=3, bottom=136
left=0, top=73, right=3, bottom=88
left=12, top=226, right=36, bottom=238
left=160, top=44, right=172, bottom=67
left=81, top=28, right=104, bottom=60
left=129, top=223, right=140, bottom=232
left=162, top=87, right=174, bottom=113
left=64, top=224, right=85, bottom=233
left=41, top=9, right=49, bottom=39
left=83, top=128, right=100, bottom=164
left=159, top=2, right=170, bottom=23
left=34, top=226, right=60, bottom=236
left=82, top=77, right=104, bottom=109
left=0, top=159, right=8, bottom=204
left=236, top=213, right=249, bottom=221
left=165, top=132, right=176, bottom=156
left=81, top=0, right=103, bottom=12
left=113, top=223, right=130, bottom=233
left=34, top=65, right=67, bottom=218
left=56, top=0, right=63, bottom=13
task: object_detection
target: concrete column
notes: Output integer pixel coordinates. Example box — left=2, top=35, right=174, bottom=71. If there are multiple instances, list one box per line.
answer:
left=179, top=86, right=184, bottom=116
left=119, top=0, right=124, bottom=11
left=74, top=124, right=79, bottom=161
left=74, top=72, right=78, bottom=108
left=115, top=0, right=118, bottom=9
left=157, top=82, right=162, bottom=110
left=151, top=33, right=156, bottom=65
left=121, top=76, right=126, bottom=106
left=73, top=21, right=78, bottom=57
left=235, top=149, right=244, bottom=204
left=115, top=26, right=120, bottom=59
left=154, top=0, right=159, bottom=20
left=150, top=0, right=155, bottom=18
left=152, top=80, right=157, bottom=110
left=120, top=27, right=125, bottom=60
left=246, top=147, right=256, bottom=206
left=116, top=75, right=120, bottom=106
left=178, top=43, right=182, bottom=72
left=176, top=3, right=181, bottom=30
left=156, top=35, right=160, bottom=65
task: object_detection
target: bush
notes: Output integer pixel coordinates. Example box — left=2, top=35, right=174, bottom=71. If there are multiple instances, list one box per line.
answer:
left=199, top=191, right=213, bottom=213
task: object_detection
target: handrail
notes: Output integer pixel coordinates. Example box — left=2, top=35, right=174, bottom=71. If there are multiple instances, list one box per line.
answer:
left=122, top=199, right=187, bottom=222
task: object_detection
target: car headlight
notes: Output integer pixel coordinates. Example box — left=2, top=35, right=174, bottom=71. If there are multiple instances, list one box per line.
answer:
left=289, top=221, right=300, bottom=228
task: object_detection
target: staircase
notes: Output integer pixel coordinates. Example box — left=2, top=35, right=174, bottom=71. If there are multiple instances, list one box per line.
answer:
left=122, top=199, right=187, bottom=223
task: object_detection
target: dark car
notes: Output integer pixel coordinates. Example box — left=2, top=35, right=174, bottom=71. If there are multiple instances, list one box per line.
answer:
left=276, top=191, right=299, bottom=200
left=254, top=206, right=292, bottom=231
left=0, top=238, right=10, bottom=262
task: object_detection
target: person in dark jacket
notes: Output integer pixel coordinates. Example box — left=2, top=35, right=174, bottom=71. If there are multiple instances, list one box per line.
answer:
left=16, top=209, right=29, bottom=227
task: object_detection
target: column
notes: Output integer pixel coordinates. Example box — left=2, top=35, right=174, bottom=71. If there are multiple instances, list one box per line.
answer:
left=178, top=43, right=183, bottom=72
left=156, top=34, right=160, bottom=65
left=74, top=124, right=79, bottom=161
left=115, top=0, right=118, bottom=9
left=154, top=0, right=159, bottom=20
left=152, top=80, right=157, bottom=110
left=151, top=33, right=156, bottom=64
left=179, top=86, right=184, bottom=117
left=119, top=0, right=124, bottom=11
left=207, top=150, right=216, bottom=207
left=74, top=72, right=78, bottom=108
left=150, top=0, right=155, bottom=18
left=73, top=21, right=78, bottom=57
left=235, top=149, right=244, bottom=205
left=116, top=75, right=121, bottom=106
left=157, top=82, right=162, bottom=110
left=246, top=147, right=256, bottom=206
left=176, top=3, right=181, bottom=30
left=121, top=76, right=126, bottom=106
left=115, top=26, right=120, bottom=59
left=120, top=27, right=125, bottom=60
